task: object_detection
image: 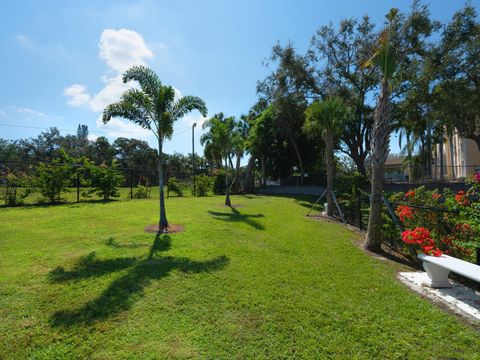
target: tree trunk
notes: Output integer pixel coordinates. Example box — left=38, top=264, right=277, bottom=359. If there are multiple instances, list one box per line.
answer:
left=158, top=139, right=168, bottom=231
left=406, top=132, right=412, bottom=181
left=245, top=156, right=255, bottom=193
left=439, top=132, right=444, bottom=182
left=224, top=157, right=231, bottom=207
left=365, top=80, right=391, bottom=252
left=228, top=154, right=234, bottom=172
left=288, top=133, right=304, bottom=185
left=426, top=124, right=432, bottom=180
left=325, top=131, right=335, bottom=217
left=234, top=152, right=241, bottom=193
left=261, top=154, right=267, bottom=188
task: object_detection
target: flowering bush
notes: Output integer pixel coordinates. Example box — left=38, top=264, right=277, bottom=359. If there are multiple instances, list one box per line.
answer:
left=401, top=227, right=443, bottom=256
left=390, top=182, right=480, bottom=262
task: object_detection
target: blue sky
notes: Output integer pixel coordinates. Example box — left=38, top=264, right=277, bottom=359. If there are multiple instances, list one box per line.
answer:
left=1, top=0, right=478, bottom=156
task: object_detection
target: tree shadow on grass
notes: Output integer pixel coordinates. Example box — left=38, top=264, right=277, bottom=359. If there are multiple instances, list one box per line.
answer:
left=49, top=234, right=229, bottom=327
left=104, top=237, right=150, bottom=249
left=208, top=207, right=265, bottom=230
left=48, top=252, right=137, bottom=282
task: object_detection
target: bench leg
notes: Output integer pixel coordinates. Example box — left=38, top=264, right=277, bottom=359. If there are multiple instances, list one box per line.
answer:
left=422, top=261, right=452, bottom=288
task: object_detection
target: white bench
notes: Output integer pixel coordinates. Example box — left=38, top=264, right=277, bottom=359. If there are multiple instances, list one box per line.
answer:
left=419, top=254, right=480, bottom=288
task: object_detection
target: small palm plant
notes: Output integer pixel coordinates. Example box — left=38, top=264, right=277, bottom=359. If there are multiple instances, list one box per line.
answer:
left=304, top=97, right=350, bottom=216
left=201, top=113, right=235, bottom=206
left=103, top=65, right=207, bottom=232
left=363, top=9, right=399, bottom=251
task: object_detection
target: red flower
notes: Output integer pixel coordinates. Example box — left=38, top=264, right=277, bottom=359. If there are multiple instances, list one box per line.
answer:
left=396, top=205, right=414, bottom=222
left=401, top=227, right=431, bottom=245
left=432, top=193, right=441, bottom=200
left=422, top=245, right=435, bottom=254
left=433, top=249, right=443, bottom=257
left=401, top=227, right=442, bottom=256
left=455, top=223, right=472, bottom=233
left=455, top=191, right=469, bottom=205
left=405, top=190, right=415, bottom=198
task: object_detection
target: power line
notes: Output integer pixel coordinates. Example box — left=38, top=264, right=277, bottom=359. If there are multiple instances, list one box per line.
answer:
left=0, top=122, right=193, bottom=138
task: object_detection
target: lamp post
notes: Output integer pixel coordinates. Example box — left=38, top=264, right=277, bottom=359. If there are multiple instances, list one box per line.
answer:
left=192, top=122, right=197, bottom=196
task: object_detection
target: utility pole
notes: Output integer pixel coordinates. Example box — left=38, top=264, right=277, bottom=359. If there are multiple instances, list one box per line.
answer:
left=192, top=122, right=197, bottom=196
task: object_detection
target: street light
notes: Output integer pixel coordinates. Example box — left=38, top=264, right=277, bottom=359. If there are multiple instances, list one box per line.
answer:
left=192, top=122, right=197, bottom=196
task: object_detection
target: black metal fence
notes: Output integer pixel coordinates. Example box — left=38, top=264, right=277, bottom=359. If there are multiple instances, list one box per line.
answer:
left=0, top=159, right=197, bottom=206
left=0, top=159, right=253, bottom=206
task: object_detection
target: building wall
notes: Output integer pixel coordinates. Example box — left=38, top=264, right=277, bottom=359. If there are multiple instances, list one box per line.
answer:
left=432, top=130, right=480, bottom=180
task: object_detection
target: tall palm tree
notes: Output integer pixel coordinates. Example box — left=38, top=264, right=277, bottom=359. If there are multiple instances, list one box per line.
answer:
left=103, top=66, right=207, bottom=232
left=364, top=9, right=399, bottom=251
left=232, top=115, right=249, bottom=193
left=304, top=97, right=350, bottom=217
left=201, top=113, right=235, bottom=206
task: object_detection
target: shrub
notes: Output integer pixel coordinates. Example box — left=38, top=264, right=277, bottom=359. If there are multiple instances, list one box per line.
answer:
left=168, top=177, right=183, bottom=197
left=212, top=170, right=233, bottom=195
left=1, top=171, right=32, bottom=206
left=134, top=185, right=151, bottom=199
left=86, top=161, right=124, bottom=200
left=390, top=183, right=480, bottom=262
left=35, top=150, right=74, bottom=203
left=213, top=173, right=225, bottom=195
left=195, top=174, right=212, bottom=197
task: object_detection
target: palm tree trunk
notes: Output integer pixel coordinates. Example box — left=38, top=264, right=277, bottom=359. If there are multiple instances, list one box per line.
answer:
left=235, top=152, right=241, bottom=193
left=439, top=132, right=444, bottom=182
left=365, top=80, right=391, bottom=252
left=158, top=139, right=168, bottom=231
left=245, top=156, right=255, bottom=193
left=407, top=132, right=412, bottom=181
left=325, top=131, right=335, bottom=217
left=261, top=154, right=267, bottom=188
left=228, top=154, right=234, bottom=172
left=224, top=157, right=231, bottom=207
left=288, top=133, right=304, bottom=185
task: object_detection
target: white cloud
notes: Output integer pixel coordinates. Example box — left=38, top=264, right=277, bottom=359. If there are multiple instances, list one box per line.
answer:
left=15, top=107, right=47, bottom=117
left=65, top=29, right=154, bottom=113
left=63, top=84, right=92, bottom=107
left=182, top=114, right=208, bottom=128
left=87, top=134, right=99, bottom=142
left=64, top=28, right=189, bottom=141
left=89, top=75, right=132, bottom=112
left=99, top=29, right=153, bottom=73
left=95, top=116, right=151, bottom=140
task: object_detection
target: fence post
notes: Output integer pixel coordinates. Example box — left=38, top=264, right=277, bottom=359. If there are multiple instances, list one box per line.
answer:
left=76, top=171, right=80, bottom=203
left=130, top=169, right=133, bottom=200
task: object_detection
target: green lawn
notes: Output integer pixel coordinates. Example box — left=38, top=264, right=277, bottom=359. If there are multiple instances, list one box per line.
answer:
left=1, top=195, right=479, bottom=359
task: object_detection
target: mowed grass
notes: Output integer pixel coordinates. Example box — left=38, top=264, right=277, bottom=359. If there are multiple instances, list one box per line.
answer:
left=1, top=195, right=479, bottom=359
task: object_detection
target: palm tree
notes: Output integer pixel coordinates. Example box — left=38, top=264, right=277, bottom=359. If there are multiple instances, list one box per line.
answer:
left=201, top=113, right=235, bottom=206
left=103, top=65, right=207, bottom=232
left=232, top=116, right=249, bottom=193
left=364, top=9, right=399, bottom=251
left=304, top=97, right=350, bottom=217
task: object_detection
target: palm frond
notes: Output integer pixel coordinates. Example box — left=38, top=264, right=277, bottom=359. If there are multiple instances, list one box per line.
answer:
left=122, top=65, right=162, bottom=99
left=102, top=101, right=152, bottom=131
left=171, top=96, right=208, bottom=120
left=121, top=89, right=155, bottom=115
left=363, top=8, right=398, bottom=81
left=156, top=86, right=176, bottom=114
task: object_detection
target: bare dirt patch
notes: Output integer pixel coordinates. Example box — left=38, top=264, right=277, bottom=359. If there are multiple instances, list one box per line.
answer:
left=144, top=223, right=185, bottom=234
